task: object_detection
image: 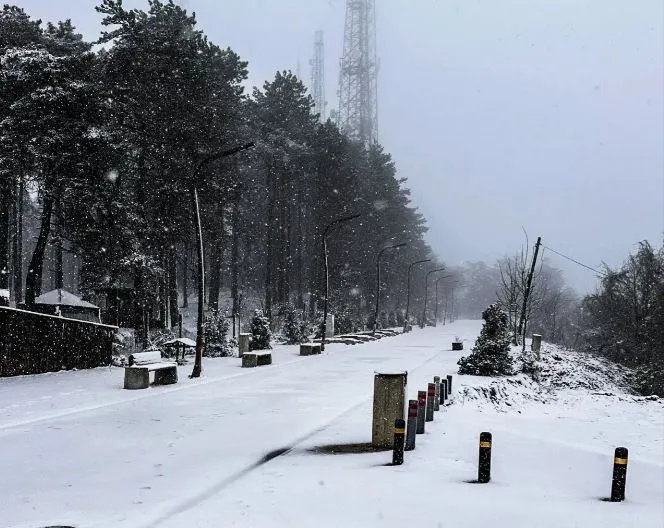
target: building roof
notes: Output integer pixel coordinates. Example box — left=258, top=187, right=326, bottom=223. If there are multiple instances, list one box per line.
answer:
left=34, top=289, right=99, bottom=310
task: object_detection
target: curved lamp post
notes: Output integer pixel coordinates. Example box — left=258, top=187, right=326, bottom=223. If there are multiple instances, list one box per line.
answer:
left=434, top=275, right=453, bottom=325
left=403, top=258, right=431, bottom=332
left=373, top=242, right=407, bottom=334
left=422, top=267, right=445, bottom=327
left=191, top=141, right=255, bottom=379
left=320, top=213, right=361, bottom=351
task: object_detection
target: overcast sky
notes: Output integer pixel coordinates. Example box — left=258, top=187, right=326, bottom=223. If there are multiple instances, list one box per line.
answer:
left=15, top=0, right=664, bottom=293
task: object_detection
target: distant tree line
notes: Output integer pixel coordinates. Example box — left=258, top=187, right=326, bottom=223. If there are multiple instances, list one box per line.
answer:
left=0, top=2, right=438, bottom=342
left=577, top=241, right=664, bottom=396
left=452, top=240, right=664, bottom=396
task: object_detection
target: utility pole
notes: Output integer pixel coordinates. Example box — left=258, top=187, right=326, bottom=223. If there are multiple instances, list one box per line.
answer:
left=517, top=236, right=542, bottom=348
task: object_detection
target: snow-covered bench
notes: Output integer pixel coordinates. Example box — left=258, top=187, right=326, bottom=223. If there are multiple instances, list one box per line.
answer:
left=300, top=343, right=322, bottom=356
left=124, top=351, right=178, bottom=389
left=241, top=351, right=272, bottom=368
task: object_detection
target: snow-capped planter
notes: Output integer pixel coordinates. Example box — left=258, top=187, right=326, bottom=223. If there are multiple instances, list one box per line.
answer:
left=452, top=336, right=463, bottom=351
left=300, top=342, right=322, bottom=356
left=241, top=351, right=272, bottom=368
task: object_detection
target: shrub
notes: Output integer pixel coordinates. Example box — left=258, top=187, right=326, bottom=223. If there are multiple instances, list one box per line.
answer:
left=249, top=309, right=272, bottom=350
left=204, top=309, right=231, bottom=357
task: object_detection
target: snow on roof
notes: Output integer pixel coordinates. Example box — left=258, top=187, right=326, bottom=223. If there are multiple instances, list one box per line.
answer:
left=163, top=338, right=197, bottom=348
left=34, top=289, right=99, bottom=309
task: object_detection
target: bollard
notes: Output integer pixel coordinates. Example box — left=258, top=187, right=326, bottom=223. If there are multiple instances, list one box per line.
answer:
left=433, top=376, right=441, bottom=411
left=610, top=447, right=628, bottom=502
left=478, top=432, right=492, bottom=483
left=441, top=378, right=447, bottom=404
left=447, top=374, right=453, bottom=395
left=392, top=419, right=406, bottom=465
left=426, top=383, right=435, bottom=421
left=416, top=391, right=426, bottom=434
left=405, top=400, right=418, bottom=451
left=238, top=333, right=251, bottom=358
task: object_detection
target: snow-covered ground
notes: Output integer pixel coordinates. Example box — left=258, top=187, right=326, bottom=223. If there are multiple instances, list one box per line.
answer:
left=1, top=320, right=662, bottom=528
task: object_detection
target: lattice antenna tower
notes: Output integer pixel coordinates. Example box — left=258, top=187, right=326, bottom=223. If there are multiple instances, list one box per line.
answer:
left=337, top=0, right=378, bottom=145
left=310, top=30, right=326, bottom=121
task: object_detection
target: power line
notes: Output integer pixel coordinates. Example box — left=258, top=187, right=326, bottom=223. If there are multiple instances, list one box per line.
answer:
left=543, top=245, right=607, bottom=277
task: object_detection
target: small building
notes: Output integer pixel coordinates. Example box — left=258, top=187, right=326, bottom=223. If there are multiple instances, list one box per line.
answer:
left=33, top=289, right=101, bottom=323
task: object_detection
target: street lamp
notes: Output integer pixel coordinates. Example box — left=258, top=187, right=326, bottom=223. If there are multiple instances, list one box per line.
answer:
left=373, top=242, right=407, bottom=334
left=422, top=267, right=445, bottom=327
left=191, top=142, right=255, bottom=379
left=403, top=258, right=431, bottom=332
left=320, top=213, right=361, bottom=351
left=434, top=275, right=453, bottom=325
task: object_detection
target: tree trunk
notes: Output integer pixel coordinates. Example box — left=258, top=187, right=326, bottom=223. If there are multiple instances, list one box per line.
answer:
left=54, top=195, right=63, bottom=290
left=264, top=166, right=276, bottom=318
left=295, top=197, right=304, bottom=310
left=208, top=240, right=222, bottom=312
left=231, top=190, right=240, bottom=318
left=0, top=176, right=11, bottom=295
left=133, top=269, right=146, bottom=348
left=25, top=181, right=55, bottom=307
left=168, top=247, right=179, bottom=328
left=12, top=175, right=24, bottom=303
left=181, top=242, right=189, bottom=308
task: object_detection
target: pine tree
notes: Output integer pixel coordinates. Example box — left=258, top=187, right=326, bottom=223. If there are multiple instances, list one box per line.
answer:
left=280, top=303, right=307, bottom=344
left=203, top=309, right=231, bottom=357
left=249, top=309, right=272, bottom=350
left=458, top=304, right=514, bottom=376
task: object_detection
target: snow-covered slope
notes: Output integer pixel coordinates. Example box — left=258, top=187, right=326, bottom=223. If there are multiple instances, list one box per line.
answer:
left=1, top=320, right=662, bottom=528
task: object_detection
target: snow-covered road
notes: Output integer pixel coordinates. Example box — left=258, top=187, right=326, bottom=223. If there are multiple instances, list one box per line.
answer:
left=1, top=321, right=477, bottom=528
left=1, top=319, right=662, bottom=528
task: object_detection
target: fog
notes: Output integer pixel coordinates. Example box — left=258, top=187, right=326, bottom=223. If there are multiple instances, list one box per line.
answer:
left=17, top=0, right=664, bottom=292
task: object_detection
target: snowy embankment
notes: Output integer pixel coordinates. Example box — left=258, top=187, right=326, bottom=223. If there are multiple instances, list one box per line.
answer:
left=0, top=320, right=662, bottom=528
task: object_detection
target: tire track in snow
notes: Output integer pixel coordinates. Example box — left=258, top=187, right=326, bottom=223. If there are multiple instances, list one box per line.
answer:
left=140, top=345, right=448, bottom=528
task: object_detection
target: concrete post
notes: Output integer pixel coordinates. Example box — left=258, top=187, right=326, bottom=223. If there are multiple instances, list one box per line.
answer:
left=372, top=371, right=407, bottom=448
left=531, top=334, right=542, bottom=353
left=325, top=314, right=335, bottom=337
left=238, top=333, right=250, bottom=357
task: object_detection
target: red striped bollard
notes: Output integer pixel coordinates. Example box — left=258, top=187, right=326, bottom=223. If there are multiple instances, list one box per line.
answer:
left=426, top=383, right=435, bottom=421
left=416, top=390, right=426, bottom=433
left=405, top=400, right=418, bottom=450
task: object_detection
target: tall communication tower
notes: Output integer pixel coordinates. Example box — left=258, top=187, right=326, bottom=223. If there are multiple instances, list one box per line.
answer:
left=310, top=30, right=326, bottom=121
left=337, top=0, right=378, bottom=145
